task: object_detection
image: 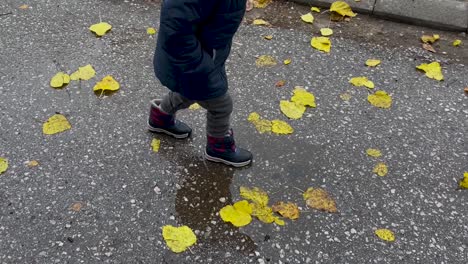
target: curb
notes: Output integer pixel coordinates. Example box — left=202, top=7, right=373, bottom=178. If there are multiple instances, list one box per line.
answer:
left=290, top=0, right=468, bottom=32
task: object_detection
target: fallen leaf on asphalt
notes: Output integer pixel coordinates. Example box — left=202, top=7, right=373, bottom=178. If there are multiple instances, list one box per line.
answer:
left=421, top=34, right=439, bottom=44
left=256, top=55, right=277, bottom=67
left=311, top=37, right=331, bottom=53
left=272, top=202, right=300, bottom=220
left=162, top=225, right=197, bottom=253
left=147, top=27, right=157, bottom=35
left=275, top=80, right=286, bottom=87
left=19, top=4, right=29, bottom=9
left=459, top=172, right=468, bottom=189
left=151, top=139, right=161, bottom=152
left=320, top=28, right=333, bottom=36
left=50, top=72, right=70, bottom=88
left=301, top=13, right=314, bottom=24
left=189, top=103, right=201, bottom=110
left=349, top=77, right=374, bottom=89
left=264, top=35, right=273, bottom=40
left=27, top=160, right=39, bottom=167
left=70, top=202, right=84, bottom=212
left=311, top=7, right=320, bottom=12
left=340, top=93, right=352, bottom=101
left=280, top=100, right=306, bottom=119
left=366, top=148, right=382, bottom=158
left=373, top=162, right=388, bottom=176
left=247, top=112, right=272, bottom=133
left=240, top=186, right=269, bottom=206
left=303, top=187, right=337, bottom=213
left=453, top=39, right=462, bottom=47
left=93, top=75, right=120, bottom=93
left=330, top=1, right=357, bottom=17
left=416, top=62, right=444, bottom=81
left=0, top=158, right=8, bottom=175
left=219, top=200, right=253, bottom=227
left=283, top=59, right=291, bottom=65
left=253, top=0, right=272, bottom=8
left=240, top=186, right=284, bottom=225
left=271, top=120, right=294, bottom=135
left=291, top=87, right=316, bottom=107
left=43, top=114, right=71, bottom=135
left=365, top=59, right=381, bottom=67
left=465, top=87, right=468, bottom=94
left=422, top=43, right=436, bottom=53
left=375, top=229, right=395, bottom=242
left=89, top=22, right=112, bottom=37
left=368, top=90, right=392, bottom=109
left=70, top=64, right=96, bottom=81
left=253, top=19, right=270, bottom=26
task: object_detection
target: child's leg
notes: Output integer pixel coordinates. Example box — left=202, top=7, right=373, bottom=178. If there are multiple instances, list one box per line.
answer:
left=160, top=91, right=194, bottom=115
left=197, top=93, right=233, bottom=137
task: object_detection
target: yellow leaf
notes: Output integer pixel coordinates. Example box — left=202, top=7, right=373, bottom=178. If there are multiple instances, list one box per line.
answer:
left=416, top=62, right=444, bottom=81
left=420, top=34, right=440, bottom=44
left=147, top=27, right=157, bottom=35
left=189, top=103, right=201, bottom=110
left=219, top=200, right=253, bottom=227
left=453, top=39, right=462, bottom=47
left=311, top=37, right=331, bottom=53
left=70, top=64, right=96, bottom=81
left=373, top=162, right=388, bottom=176
left=247, top=112, right=272, bottom=133
left=253, top=19, right=270, bottom=26
left=19, top=4, right=29, bottom=9
left=368, top=90, right=392, bottom=109
left=272, top=202, right=300, bottom=220
left=89, top=22, right=112, bottom=37
left=151, top=139, right=161, bottom=152
left=366, top=59, right=381, bottom=67
left=27, top=160, right=39, bottom=167
left=50, top=72, right=70, bottom=88
left=253, top=0, right=272, bottom=8
left=248, top=112, right=261, bottom=122
left=459, top=172, right=468, bottom=189
left=311, top=7, right=321, bottom=12
left=330, top=1, right=357, bottom=17
left=320, top=28, right=333, bottom=36
left=0, top=158, right=8, bottom=175
left=375, top=229, right=395, bottom=242
left=301, top=13, right=314, bottom=24
left=349, top=77, right=374, bottom=89
left=240, top=186, right=269, bottom=206
left=256, top=55, right=277, bottom=67
left=264, top=35, right=273, bottom=40
left=241, top=187, right=284, bottom=225
left=283, top=59, right=291, bottom=65
left=291, top=87, right=316, bottom=107
left=366, top=148, right=382, bottom=158
left=280, top=100, right=306, bottom=119
left=340, top=93, right=352, bottom=101
left=93, top=75, right=120, bottom=93
left=303, top=188, right=337, bottom=213
left=271, top=120, right=294, bottom=134
left=42, top=114, right=71, bottom=135
left=162, top=225, right=197, bottom=253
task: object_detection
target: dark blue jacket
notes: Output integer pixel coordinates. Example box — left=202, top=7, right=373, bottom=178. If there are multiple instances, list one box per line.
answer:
left=154, top=0, right=246, bottom=101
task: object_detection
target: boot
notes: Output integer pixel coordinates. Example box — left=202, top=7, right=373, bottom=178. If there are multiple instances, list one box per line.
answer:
left=148, top=99, right=192, bottom=139
left=205, top=129, right=253, bottom=167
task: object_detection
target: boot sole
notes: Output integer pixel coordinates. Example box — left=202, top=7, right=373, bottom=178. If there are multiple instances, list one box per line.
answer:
left=204, top=150, right=252, bottom=168
left=147, top=124, right=190, bottom=139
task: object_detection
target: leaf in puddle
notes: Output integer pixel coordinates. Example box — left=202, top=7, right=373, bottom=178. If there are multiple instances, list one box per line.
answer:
left=301, top=13, right=314, bottom=24
left=459, top=172, right=468, bottom=189
left=373, top=162, right=388, bottom=176
left=43, top=114, right=71, bottom=135
left=151, top=139, right=161, bottom=152
left=147, top=27, right=157, bottom=35
left=320, top=28, right=333, bottom=36
left=366, top=148, right=382, bottom=158
left=280, top=100, right=306, bottom=119
left=368, top=90, right=392, bottom=109
left=189, top=103, right=201, bottom=110
left=240, top=186, right=269, bottom=206
left=330, top=1, right=357, bottom=17
left=0, top=158, right=8, bottom=175
left=93, top=75, right=120, bottom=93
left=422, top=43, right=436, bottom=53
left=349, top=77, right=374, bottom=89
left=50, top=72, right=70, bottom=88
left=219, top=200, right=253, bottom=227
left=311, top=37, right=331, bottom=53
left=311, top=7, right=320, bottom=12
left=272, top=202, right=300, bottom=220
left=291, top=87, right=316, bottom=107
left=271, top=120, right=294, bottom=135
left=89, top=22, right=112, bottom=37
left=252, top=19, right=270, bottom=26
left=303, top=187, right=337, bottom=213
left=375, top=229, right=395, bottom=242
left=256, top=55, right=277, bottom=67
left=162, top=225, right=197, bottom=253
left=416, top=62, right=443, bottom=81
left=70, top=64, right=96, bottom=81
left=453, top=39, right=462, bottom=47
left=421, top=34, right=439, bottom=44
left=365, top=59, right=381, bottom=67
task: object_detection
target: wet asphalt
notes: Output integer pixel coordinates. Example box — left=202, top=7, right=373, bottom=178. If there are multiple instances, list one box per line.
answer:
left=0, top=0, right=467, bottom=263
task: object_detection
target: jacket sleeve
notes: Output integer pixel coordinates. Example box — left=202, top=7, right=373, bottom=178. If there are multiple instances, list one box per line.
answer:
left=159, top=0, right=216, bottom=74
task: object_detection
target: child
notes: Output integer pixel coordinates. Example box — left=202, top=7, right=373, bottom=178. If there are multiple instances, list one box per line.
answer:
left=148, top=0, right=253, bottom=167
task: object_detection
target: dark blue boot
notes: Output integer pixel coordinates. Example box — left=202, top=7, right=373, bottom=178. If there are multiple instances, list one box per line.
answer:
left=205, top=130, right=253, bottom=167
left=148, top=99, right=192, bottom=139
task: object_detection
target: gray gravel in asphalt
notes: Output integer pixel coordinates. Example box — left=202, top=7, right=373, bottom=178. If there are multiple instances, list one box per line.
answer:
left=0, top=0, right=467, bottom=263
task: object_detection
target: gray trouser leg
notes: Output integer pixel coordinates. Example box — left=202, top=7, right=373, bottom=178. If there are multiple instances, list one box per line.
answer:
left=160, top=91, right=194, bottom=115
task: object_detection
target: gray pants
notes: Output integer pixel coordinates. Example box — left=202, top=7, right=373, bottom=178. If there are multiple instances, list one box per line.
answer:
left=160, top=92, right=233, bottom=137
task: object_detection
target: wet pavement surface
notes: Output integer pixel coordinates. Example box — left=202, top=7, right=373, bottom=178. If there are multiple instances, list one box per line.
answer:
left=0, top=0, right=467, bottom=263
